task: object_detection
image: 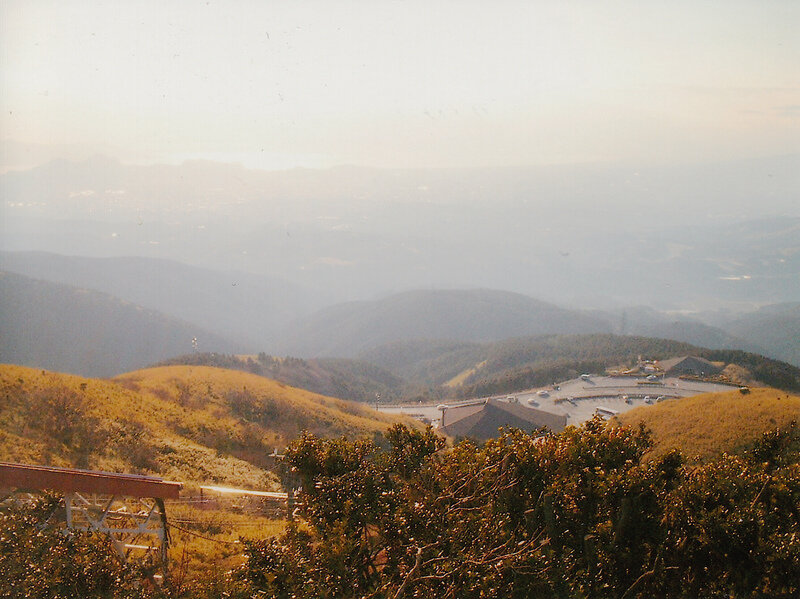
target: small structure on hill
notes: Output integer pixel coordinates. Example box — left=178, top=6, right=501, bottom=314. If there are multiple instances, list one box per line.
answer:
left=439, top=398, right=566, bottom=442
left=0, top=462, right=182, bottom=585
left=659, top=356, right=721, bottom=377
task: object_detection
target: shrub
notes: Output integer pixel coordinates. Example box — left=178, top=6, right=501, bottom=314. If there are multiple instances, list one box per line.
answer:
left=240, top=420, right=800, bottom=598
left=0, top=498, right=147, bottom=598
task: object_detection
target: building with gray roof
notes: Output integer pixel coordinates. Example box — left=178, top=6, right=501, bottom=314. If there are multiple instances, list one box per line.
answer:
left=439, top=398, right=566, bottom=442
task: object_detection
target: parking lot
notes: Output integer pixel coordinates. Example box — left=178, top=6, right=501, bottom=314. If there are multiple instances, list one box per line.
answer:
left=508, top=374, right=738, bottom=425
left=378, top=375, right=739, bottom=428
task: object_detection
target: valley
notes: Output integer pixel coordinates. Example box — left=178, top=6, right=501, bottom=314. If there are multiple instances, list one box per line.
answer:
left=2, top=4, right=799, bottom=595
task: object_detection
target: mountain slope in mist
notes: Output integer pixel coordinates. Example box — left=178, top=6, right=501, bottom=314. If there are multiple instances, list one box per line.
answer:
left=276, top=289, right=612, bottom=358
left=715, top=303, right=800, bottom=367
left=0, top=271, right=243, bottom=377
left=0, top=251, right=319, bottom=348
left=594, top=306, right=766, bottom=356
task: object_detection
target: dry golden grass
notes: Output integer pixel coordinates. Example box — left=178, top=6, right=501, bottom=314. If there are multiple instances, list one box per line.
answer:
left=614, top=387, right=800, bottom=461
left=116, top=365, right=409, bottom=438
left=444, top=360, right=487, bottom=388
left=166, top=502, right=286, bottom=586
left=0, top=363, right=357, bottom=583
left=0, top=363, right=414, bottom=489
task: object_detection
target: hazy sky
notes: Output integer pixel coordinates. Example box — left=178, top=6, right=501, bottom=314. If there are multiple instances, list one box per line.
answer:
left=2, top=0, right=799, bottom=169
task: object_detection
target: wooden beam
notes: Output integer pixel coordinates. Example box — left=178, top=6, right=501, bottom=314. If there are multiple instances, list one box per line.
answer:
left=0, top=462, right=182, bottom=499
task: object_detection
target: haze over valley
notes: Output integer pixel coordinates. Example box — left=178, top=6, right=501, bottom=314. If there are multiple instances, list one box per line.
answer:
left=3, top=1, right=798, bottom=378
left=3, top=3, right=800, bottom=596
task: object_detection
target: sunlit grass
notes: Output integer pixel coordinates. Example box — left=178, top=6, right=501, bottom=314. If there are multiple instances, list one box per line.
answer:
left=0, top=364, right=412, bottom=488
left=615, top=387, right=800, bottom=461
left=444, top=360, right=487, bottom=388
left=165, top=502, right=286, bottom=587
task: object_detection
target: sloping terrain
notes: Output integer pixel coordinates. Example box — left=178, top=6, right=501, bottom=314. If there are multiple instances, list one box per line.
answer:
left=358, top=334, right=800, bottom=400
left=615, top=387, right=800, bottom=460
left=155, top=352, right=405, bottom=403
left=0, top=364, right=410, bottom=489
left=363, top=335, right=698, bottom=391
left=0, top=251, right=319, bottom=349
left=696, top=349, right=800, bottom=393
left=0, top=271, right=243, bottom=377
left=277, top=289, right=611, bottom=358
left=594, top=305, right=765, bottom=355
left=717, top=303, right=800, bottom=367
left=358, top=339, right=485, bottom=385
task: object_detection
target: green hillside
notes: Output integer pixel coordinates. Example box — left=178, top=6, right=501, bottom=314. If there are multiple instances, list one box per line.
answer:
left=361, top=334, right=702, bottom=398
left=359, top=339, right=486, bottom=385
left=148, top=337, right=800, bottom=413
left=359, top=334, right=800, bottom=400
left=0, top=364, right=411, bottom=489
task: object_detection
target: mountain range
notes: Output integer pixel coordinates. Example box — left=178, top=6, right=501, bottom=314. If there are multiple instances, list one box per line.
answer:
left=275, top=288, right=612, bottom=358
left=2, top=156, right=797, bottom=310
left=1, top=155, right=798, bottom=382
left=0, top=251, right=318, bottom=349
left=2, top=254, right=799, bottom=384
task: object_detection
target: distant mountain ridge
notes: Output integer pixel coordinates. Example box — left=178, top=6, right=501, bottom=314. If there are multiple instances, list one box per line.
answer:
left=0, top=251, right=320, bottom=348
left=4, top=250, right=792, bottom=368
left=0, top=271, right=243, bottom=377
left=716, top=303, right=800, bottom=367
left=3, top=249, right=796, bottom=384
left=275, top=287, right=790, bottom=364
left=3, top=156, right=797, bottom=309
left=276, top=288, right=612, bottom=357
left=592, top=305, right=769, bottom=358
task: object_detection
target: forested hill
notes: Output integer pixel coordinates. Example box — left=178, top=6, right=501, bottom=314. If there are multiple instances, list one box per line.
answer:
left=364, top=334, right=700, bottom=387
left=275, top=288, right=611, bottom=358
left=448, top=336, right=800, bottom=398
left=155, top=352, right=404, bottom=404
left=157, top=335, right=800, bottom=405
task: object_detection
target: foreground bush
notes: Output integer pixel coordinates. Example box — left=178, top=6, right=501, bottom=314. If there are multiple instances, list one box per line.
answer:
left=242, top=420, right=800, bottom=598
left=3, top=420, right=798, bottom=598
left=0, top=498, right=146, bottom=599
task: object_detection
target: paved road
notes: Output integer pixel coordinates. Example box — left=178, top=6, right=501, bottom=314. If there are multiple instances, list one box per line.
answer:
left=378, top=375, right=739, bottom=428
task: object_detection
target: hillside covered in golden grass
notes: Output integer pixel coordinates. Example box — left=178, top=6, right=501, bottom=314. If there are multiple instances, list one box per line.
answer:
left=0, top=364, right=412, bottom=490
left=615, top=387, right=800, bottom=461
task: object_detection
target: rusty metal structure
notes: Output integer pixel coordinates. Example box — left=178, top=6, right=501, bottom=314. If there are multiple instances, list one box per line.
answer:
left=0, top=462, right=182, bottom=584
